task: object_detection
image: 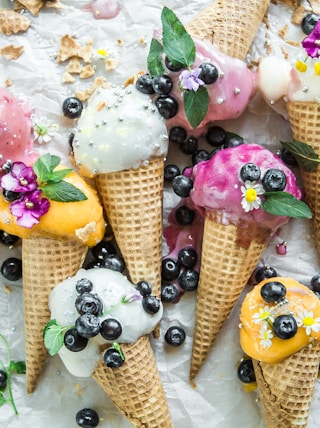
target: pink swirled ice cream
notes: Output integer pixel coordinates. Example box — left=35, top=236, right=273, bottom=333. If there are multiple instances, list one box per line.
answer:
left=0, top=88, right=37, bottom=171
left=189, top=144, right=302, bottom=231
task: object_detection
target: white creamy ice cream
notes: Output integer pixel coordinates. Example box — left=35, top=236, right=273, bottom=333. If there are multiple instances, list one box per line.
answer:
left=49, top=268, right=163, bottom=377
left=72, top=84, right=168, bottom=176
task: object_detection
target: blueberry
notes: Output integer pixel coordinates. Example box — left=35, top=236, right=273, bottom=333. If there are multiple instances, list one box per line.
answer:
left=103, top=254, right=125, bottom=273
left=64, top=328, right=88, bottom=352
left=172, top=175, right=193, bottom=198
left=75, top=408, right=100, bottom=428
left=0, top=231, right=20, bottom=247
left=155, top=95, right=178, bottom=119
left=301, top=13, right=320, bottom=35
left=198, top=62, right=219, bottom=84
left=100, top=318, right=122, bottom=341
left=84, top=260, right=104, bottom=269
left=206, top=125, right=226, bottom=147
left=136, top=280, right=152, bottom=296
left=169, top=126, right=187, bottom=144
left=62, top=97, right=83, bottom=119
left=165, top=56, right=184, bottom=72
left=178, top=269, right=199, bottom=291
left=1, top=257, right=22, bottom=281
left=75, top=293, right=103, bottom=316
left=180, top=137, right=198, bottom=155
left=192, top=149, right=209, bottom=165
left=103, top=347, right=124, bottom=368
left=142, top=295, right=161, bottom=314
left=223, top=132, right=244, bottom=148
left=76, top=278, right=93, bottom=294
left=240, top=163, right=261, bottom=182
left=152, top=75, right=173, bottom=95
left=3, top=190, right=21, bottom=202
left=0, top=370, right=7, bottom=389
left=262, top=168, right=286, bottom=192
left=161, top=284, right=179, bottom=303
left=162, top=258, right=181, bottom=281
left=237, top=359, right=256, bottom=384
left=135, top=74, right=155, bottom=94
left=311, top=274, right=320, bottom=292
left=254, top=266, right=278, bottom=284
left=280, top=148, right=298, bottom=167
left=91, top=241, right=116, bottom=261
left=178, top=247, right=198, bottom=269
left=273, top=314, right=297, bottom=340
left=75, top=314, right=100, bottom=338
left=175, top=205, right=195, bottom=225
left=260, top=281, right=286, bottom=303
left=164, top=164, right=180, bottom=182
left=164, top=326, right=186, bottom=346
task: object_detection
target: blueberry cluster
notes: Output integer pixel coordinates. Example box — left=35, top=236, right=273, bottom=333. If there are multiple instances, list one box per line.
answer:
left=0, top=230, right=22, bottom=282
left=240, top=162, right=287, bottom=192
left=85, top=240, right=126, bottom=273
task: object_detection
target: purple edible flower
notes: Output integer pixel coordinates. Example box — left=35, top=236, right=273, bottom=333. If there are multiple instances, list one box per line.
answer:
left=302, top=20, right=320, bottom=59
left=0, top=162, right=38, bottom=193
left=179, top=68, right=204, bottom=91
left=10, top=189, right=50, bottom=228
left=122, top=289, right=143, bottom=303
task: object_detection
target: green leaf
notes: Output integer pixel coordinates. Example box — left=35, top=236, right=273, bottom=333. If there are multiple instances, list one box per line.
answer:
left=113, top=342, right=125, bottom=361
left=33, top=153, right=61, bottom=181
left=262, top=192, right=312, bottom=218
left=47, top=169, right=73, bottom=183
left=41, top=181, right=87, bottom=202
left=9, top=361, right=26, bottom=375
left=280, top=140, right=319, bottom=172
left=183, top=86, right=209, bottom=129
left=43, top=320, right=66, bottom=356
left=0, top=392, right=7, bottom=407
left=147, top=38, right=165, bottom=77
left=161, top=6, right=195, bottom=68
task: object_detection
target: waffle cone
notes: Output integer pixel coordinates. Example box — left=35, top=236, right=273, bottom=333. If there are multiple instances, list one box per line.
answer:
left=92, top=335, right=173, bottom=428
left=253, top=343, right=320, bottom=427
left=94, top=157, right=164, bottom=299
left=186, top=0, right=270, bottom=60
left=190, top=212, right=270, bottom=382
left=287, top=101, right=320, bottom=254
left=22, top=236, right=87, bottom=393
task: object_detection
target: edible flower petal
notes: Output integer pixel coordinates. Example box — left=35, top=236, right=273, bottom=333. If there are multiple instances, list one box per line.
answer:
left=179, top=68, right=204, bottom=91
left=34, top=118, right=59, bottom=144
left=122, top=289, right=143, bottom=303
left=302, top=20, right=320, bottom=59
left=252, top=306, right=274, bottom=324
left=259, top=323, right=273, bottom=349
left=10, top=190, right=50, bottom=228
left=241, top=181, right=265, bottom=212
left=296, top=310, right=320, bottom=336
left=0, top=162, right=37, bottom=193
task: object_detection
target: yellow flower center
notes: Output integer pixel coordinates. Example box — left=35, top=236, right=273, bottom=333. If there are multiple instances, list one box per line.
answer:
left=295, top=60, right=307, bottom=73
left=20, top=177, right=28, bottom=186
left=314, top=62, right=320, bottom=76
left=263, top=331, right=269, bottom=340
left=303, top=317, right=315, bottom=327
left=259, top=311, right=270, bottom=320
left=25, top=200, right=34, bottom=209
left=245, top=188, right=257, bottom=203
left=97, top=49, right=108, bottom=56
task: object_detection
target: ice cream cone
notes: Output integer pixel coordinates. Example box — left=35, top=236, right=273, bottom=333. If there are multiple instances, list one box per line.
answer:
left=189, top=213, right=270, bottom=381
left=94, top=156, right=164, bottom=300
left=186, top=0, right=270, bottom=60
left=22, top=236, right=87, bottom=393
left=252, top=343, right=320, bottom=427
left=287, top=101, right=320, bottom=253
left=92, top=335, right=173, bottom=428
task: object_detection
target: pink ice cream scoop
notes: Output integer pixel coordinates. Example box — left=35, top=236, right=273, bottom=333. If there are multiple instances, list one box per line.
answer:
left=189, top=144, right=302, bottom=231
left=0, top=88, right=36, bottom=171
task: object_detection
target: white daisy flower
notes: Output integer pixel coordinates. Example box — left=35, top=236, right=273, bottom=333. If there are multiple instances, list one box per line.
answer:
left=241, top=181, right=265, bottom=212
left=259, top=324, right=273, bottom=349
left=33, top=118, right=59, bottom=144
left=252, top=306, right=274, bottom=324
left=296, top=310, right=320, bottom=336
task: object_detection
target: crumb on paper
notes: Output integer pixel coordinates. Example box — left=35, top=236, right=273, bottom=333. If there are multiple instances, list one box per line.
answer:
left=5, top=79, right=12, bottom=87
left=123, top=70, right=145, bottom=87
left=285, top=39, right=300, bottom=47
left=310, top=0, right=320, bottom=15
left=278, top=24, right=288, bottom=39
left=57, top=35, right=81, bottom=63
left=0, top=9, right=31, bottom=35
left=138, top=36, right=146, bottom=44
left=3, top=285, right=12, bottom=294
left=291, top=5, right=306, bottom=25
left=80, top=64, right=95, bottom=79
left=74, top=76, right=109, bottom=102
left=14, top=0, right=64, bottom=15
left=281, top=46, right=290, bottom=59
left=66, top=58, right=82, bottom=74
left=117, top=39, right=124, bottom=46
left=0, top=44, right=24, bottom=60
left=104, top=57, right=119, bottom=72
left=62, top=71, right=76, bottom=84
left=96, top=101, right=106, bottom=112
left=74, top=383, right=83, bottom=397
left=78, top=39, right=93, bottom=63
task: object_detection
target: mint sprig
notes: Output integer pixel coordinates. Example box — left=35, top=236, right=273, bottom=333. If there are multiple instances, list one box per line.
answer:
left=33, top=153, right=87, bottom=202
left=43, top=319, right=70, bottom=356
left=280, top=141, right=320, bottom=172
left=0, top=333, right=26, bottom=415
left=147, top=7, right=209, bottom=129
left=262, top=191, right=312, bottom=218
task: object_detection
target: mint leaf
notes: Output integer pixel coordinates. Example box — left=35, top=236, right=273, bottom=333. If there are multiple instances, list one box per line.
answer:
left=41, top=181, right=87, bottom=202
left=47, top=169, right=73, bottom=183
left=147, top=38, right=165, bottom=77
left=280, top=140, right=319, bottom=172
left=161, top=6, right=195, bottom=68
left=43, top=320, right=66, bottom=356
left=33, top=154, right=61, bottom=182
left=183, top=86, right=209, bottom=129
left=262, top=192, right=312, bottom=218
left=9, top=361, right=26, bottom=375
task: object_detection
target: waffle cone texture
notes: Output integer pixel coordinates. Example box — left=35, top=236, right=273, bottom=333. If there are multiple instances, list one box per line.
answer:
left=94, top=157, right=164, bottom=299
left=22, top=236, right=87, bottom=393
left=92, top=335, right=173, bottom=428
left=287, top=101, right=320, bottom=255
left=190, top=213, right=270, bottom=382
left=186, top=0, right=270, bottom=60
left=253, top=343, right=320, bottom=427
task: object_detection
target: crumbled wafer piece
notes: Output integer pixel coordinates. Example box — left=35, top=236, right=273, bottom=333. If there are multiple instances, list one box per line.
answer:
left=3, top=285, right=12, bottom=294
left=105, top=57, right=119, bottom=72
left=291, top=5, right=306, bottom=24
left=278, top=24, right=288, bottom=39
left=80, top=65, right=95, bottom=79
left=123, top=70, right=145, bottom=87
left=5, top=79, right=12, bottom=87
left=74, top=76, right=109, bottom=101
left=281, top=46, right=290, bottom=59
left=310, top=0, right=320, bottom=15
left=66, top=58, right=82, bottom=74
left=78, top=39, right=93, bottom=63
left=285, top=39, right=300, bottom=47
left=0, top=44, right=24, bottom=60
left=57, top=35, right=81, bottom=63
left=75, top=88, right=92, bottom=102
left=117, top=39, right=124, bottom=46
left=14, top=0, right=44, bottom=15
left=62, top=71, right=76, bottom=84
left=0, top=9, right=31, bottom=35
